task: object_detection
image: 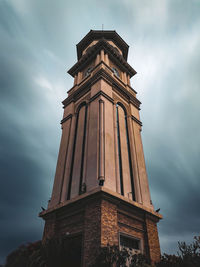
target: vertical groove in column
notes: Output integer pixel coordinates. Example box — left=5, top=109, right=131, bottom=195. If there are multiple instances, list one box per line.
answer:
left=82, top=103, right=90, bottom=186
left=125, top=114, right=136, bottom=201
left=113, top=103, right=120, bottom=193
left=129, top=117, right=142, bottom=203
left=98, top=99, right=105, bottom=182
left=67, top=112, right=79, bottom=200
left=79, top=105, right=88, bottom=194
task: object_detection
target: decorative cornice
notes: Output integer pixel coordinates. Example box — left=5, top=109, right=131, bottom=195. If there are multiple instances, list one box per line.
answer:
left=111, top=80, right=141, bottom=109
left=127, top=84, right=137, bottom=94
left=131, top=115, right=142, bottom=126
left=60, top=114, right=73, bottom=125
left=118, top=222, right=144, bottom=233
left=129, top=97, right=141, bottom=109
left=62, top=83, right=91, bottom=107
left=68, top=39, right=136, bottom=78
left=89, top=91, right=114, bottom=105
left=39, top=187, right=162, bottom=221
left=91, top=68, right=139, bottom=106
left=63, top=67, right=141, bottom=110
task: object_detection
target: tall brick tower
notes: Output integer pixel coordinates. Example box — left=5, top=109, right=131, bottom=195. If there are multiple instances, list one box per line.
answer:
left=40, top=30, right=162, bottom=266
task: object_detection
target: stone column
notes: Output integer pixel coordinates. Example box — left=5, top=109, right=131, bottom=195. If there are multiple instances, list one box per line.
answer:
left=77, top=71, right=81, bottom=84
left=127, top=74, right=130, bottom=85
left=74, top=74, right=78, bottom=86
left=49, top=115, right=72, bottom=207
left=95, top=53, right=100, bottom=65
left=127, top=115, right=142, bottom=204
left=104, top=53, right=109, bottom=65
left=60, top=113, right=77, bottom=202
left=100, top=49, right=104, bottom=62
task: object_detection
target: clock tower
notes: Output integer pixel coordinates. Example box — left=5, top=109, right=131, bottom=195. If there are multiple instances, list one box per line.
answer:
left=40, top=30, right=162, bottom=266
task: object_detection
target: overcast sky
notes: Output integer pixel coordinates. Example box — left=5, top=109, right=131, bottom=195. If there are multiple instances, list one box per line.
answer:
left=0, top=0, right=200, bottom=264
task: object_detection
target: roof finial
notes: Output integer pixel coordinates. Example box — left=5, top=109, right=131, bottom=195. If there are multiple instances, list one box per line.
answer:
left=102, top=24, right=104, bottom=31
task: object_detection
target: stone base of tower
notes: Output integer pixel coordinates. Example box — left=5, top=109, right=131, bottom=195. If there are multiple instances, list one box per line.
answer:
left=40, top=187, right=162, bottom=266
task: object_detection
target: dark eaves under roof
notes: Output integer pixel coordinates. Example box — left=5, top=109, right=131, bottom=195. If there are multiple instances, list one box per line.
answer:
left=68, top=38, right=136, bottom=78
left=76, top=30, right=129, bottom=61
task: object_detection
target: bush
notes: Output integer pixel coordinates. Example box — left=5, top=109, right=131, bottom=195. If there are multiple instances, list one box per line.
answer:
left=5, top=236, right=81, bottom=267
left=90, top=244, right=151, bottom=267
left=5, top=235, right=200, bottom=267
left=156, top=236, right=200, bottom=267
left=5, top=241, right=42, bottom=267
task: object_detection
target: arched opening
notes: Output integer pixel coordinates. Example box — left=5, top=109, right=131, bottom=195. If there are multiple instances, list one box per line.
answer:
left=116, top=103, right=135, bottom=200
left=67, top=102, right=88, bottom=200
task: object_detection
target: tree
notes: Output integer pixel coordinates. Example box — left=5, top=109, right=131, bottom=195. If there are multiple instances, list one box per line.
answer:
left=5, top=241, right=42, bottom=267
left=5, top=235, right=200, bottom=267
left=5, top=236, right=82, bottom=267
left=156, top=236, right=200, bottom=267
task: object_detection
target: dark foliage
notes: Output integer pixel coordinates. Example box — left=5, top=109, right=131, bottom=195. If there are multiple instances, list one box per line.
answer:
left=4, top=235, right=200, bottom=267
left=5, top=241, right=42, bottom=267
left=130, top=253, right=151, bottom=267
left=156, top=236, right=200, bottom=267
left=89, top=244, right=151, bottom=267
left=89, top=245, right=129, bottom=267
left=5, top=235, right=81, bottom=267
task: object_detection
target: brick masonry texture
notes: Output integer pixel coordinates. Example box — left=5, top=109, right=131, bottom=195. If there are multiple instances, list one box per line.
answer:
left=145, top=215, right=161, bottom=264
left=101, top=199, right=118, bottom=246
left=83, top=198, right=101, bottom=266
left=41, top=191, right=161, bottom=266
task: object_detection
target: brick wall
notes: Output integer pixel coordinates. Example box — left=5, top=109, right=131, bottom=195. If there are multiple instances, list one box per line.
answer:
left=145, top=215, right=161, bottom=264
left=101, top=199, right=118, bottom=246
left=83, top=198, right=101, bottom=266
left=41, top=191, right=161, bottom=266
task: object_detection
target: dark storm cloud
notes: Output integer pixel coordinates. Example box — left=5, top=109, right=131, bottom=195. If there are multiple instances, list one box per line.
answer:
left=0, top=0, right=200, bottom=264
left=141, top=23, right=200, bottom=252
left=0, top=1, right=65, bottom=262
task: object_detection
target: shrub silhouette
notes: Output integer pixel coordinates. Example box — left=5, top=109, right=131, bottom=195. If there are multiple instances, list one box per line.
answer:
left=5, top=236, right=81, bottom=267
left=4, top=235, right=200, bottom=267
left=89, top=245, right=151, bottom=267
left=156, top=236, right=200, bottom=267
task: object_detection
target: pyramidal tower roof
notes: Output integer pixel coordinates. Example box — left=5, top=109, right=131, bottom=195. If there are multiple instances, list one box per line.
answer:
left=76, top=30, right=129, bottom=60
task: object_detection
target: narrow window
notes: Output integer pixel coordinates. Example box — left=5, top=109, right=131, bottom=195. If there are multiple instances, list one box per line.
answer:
left=125, top=112, right=135, bottom=201
left=67, top=103, right=87, bottom=200
left=116, top=103, right=135, bottom=200
left=116, top=104, right=124, bottom=195
left=79, top=105, right=88, bottom=194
